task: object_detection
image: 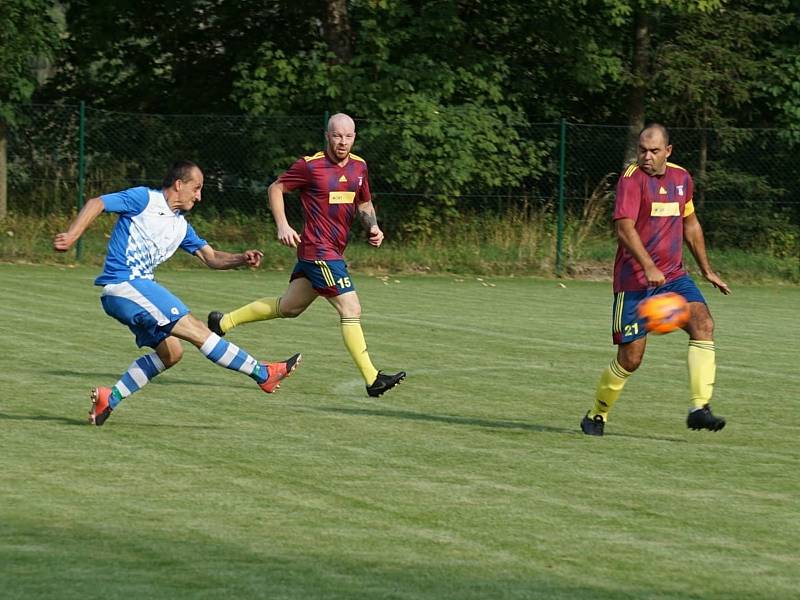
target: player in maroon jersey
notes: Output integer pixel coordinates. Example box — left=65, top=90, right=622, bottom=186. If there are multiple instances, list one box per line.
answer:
left=581, top=124, right=730, bottom=436
left=208, top=113, right=405, bottom=397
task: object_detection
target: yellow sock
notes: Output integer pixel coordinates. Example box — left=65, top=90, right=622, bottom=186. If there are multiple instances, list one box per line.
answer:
left=340, top=317, right=379, bottom=385
left=221, top=297, right=282, bottom=333
left=688, top=340, right=716, bottom=409
left=590, top=358, right=632, bottom=421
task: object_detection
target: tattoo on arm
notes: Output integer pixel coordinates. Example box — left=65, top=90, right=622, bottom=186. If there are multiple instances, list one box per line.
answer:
left=359, top=208, right=377, bottom=230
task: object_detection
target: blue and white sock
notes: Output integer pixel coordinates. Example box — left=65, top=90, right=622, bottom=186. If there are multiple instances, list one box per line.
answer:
left=110, top=352, right=167, bottom=408
left=199, top=333, right=266, bottom=383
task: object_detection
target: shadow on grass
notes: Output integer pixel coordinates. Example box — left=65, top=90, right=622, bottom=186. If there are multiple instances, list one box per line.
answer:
left=303, top=405, right=573, bottom=434
left=299, top=405, right=688, bottom=443
left=45, top=370, right=220, bottom=388
left=0, top=412, right=86, bottom=426
left=0, top=411, right=219, bottom=430
left=46, top=370, right=123, bottom=380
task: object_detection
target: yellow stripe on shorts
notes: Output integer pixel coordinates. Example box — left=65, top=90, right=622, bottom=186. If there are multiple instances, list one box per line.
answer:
left=613, top=292, right=624, bottom=333
left=315, top=260, right=336, bottom=287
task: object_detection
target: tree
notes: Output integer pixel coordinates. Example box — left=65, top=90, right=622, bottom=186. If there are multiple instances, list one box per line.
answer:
left=233, top=1, right=547, bottom=235
left=652, top=0, right=791, bottom=207
left=0, top=0, right=62, bottom=218
left=38, top=0, right=323, bottom=113
left=324, top=0, right=353, bottom=64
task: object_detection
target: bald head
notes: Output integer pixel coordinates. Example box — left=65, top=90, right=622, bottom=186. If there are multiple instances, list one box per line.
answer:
left=326, top=113, right=357, bottom=163
left=639, top=123, right=670, bottom=146
left=327, top=113, right=355, bottom=133
left=637, top=123, right=672, bottom=176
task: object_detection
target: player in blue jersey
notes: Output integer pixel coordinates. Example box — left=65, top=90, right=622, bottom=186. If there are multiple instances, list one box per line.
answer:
left=54, top=160, right=301, bottom=426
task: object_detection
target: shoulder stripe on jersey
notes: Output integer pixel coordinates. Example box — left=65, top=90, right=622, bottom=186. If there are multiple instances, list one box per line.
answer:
left=666, top=162, right=686, bottom=172
left=303, top=151, right=326, bottom=162
left=348, top=153, right=366, bottom=163
left=623, top=163, right=638, bottom=178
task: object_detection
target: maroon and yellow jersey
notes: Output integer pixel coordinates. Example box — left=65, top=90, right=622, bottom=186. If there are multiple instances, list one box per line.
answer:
left=613, top=162, right=696, bottom=292
left=277, top=151, right=372, bottom=261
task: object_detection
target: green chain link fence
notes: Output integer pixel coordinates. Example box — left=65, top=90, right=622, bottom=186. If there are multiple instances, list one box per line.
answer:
left=3, top=104, right=799, bottom=268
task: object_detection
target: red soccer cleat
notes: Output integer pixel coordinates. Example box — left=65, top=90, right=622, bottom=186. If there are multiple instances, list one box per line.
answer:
left=89, top=387, right=113, bottom=426
left=258, top=354, right=302, bottom=393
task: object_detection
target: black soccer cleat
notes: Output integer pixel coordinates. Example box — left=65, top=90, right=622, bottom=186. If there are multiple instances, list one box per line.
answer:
left=366, top=370, right=406, bottom=397
left=207, top=311, right=226, bottom=336
left=687, top=404, right=726, bottom=431
left=580, top=412, right=605, bottom=436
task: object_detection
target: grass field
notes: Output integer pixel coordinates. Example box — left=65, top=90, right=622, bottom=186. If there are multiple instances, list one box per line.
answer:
left=1, top=264, right=798, bottom=599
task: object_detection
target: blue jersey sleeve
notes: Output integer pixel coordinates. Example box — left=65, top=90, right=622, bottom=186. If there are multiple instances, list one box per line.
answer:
left=180, top=222, right=208, bottom=255
left=101, top=186, right=150, bottom=215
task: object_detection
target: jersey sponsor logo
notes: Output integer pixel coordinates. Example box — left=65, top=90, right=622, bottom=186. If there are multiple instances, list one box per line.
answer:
left=651, top=202, right=681, bottom=217
left=358, top=176, right=363, bottom=187
left=338, top=175, right=348, bottom=183
left=329, top=191, right=355, bottom=204
left=677, top=185, right=684, bottom=196
left=659, top=186, right=668, bottom=195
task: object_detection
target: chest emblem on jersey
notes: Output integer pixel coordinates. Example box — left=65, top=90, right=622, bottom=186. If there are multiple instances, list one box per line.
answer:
left=658, top=186, right=668, bottom=195
left=651, top=202, right=680, bottom=217
left=677, top=185, right=684, bottom=196
left=329, top=191, right=356, bottom=204
left=338, top=175, right=347, bottom=183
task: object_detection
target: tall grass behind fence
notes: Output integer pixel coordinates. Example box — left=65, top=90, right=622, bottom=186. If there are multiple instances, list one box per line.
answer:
left=3, top=105, right=799, bottom=260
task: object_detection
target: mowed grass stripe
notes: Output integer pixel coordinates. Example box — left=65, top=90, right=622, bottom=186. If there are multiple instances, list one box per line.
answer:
left=1, top=264, right=798, bottom=600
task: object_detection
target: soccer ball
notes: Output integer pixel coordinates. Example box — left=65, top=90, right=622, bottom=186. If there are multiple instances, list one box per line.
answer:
left=637, top=292, right=690, bottom=335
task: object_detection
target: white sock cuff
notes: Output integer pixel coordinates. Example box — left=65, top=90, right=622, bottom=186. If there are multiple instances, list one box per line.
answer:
left=200, top=333, right=222, bottom=356
left=148, top=352, right=166, bottom=373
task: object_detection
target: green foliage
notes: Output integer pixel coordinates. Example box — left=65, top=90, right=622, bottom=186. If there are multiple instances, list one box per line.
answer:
left=652, top=1, right=790, bottom=129
left=3, top=209, right=797, bottom=283
left=699, top=161, right=799, bottom=258
left=234, top=1, right=549, bottom=234
left=0, top=0, right=62, bottom=122
left=5, top=0, right=797, bottom=258
left=764, top=46, right=800, bottom=137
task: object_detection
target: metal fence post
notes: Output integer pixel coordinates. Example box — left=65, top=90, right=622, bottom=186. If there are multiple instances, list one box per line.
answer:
left=76, top=101, right=86, bottom=261
left=556, top=118, right=566, bottom=276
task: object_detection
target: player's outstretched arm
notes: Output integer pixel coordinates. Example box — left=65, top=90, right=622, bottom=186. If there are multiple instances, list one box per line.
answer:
left=683, top=213, right=731, bottom=295
left=358, top=201, right=384, bottom=247
left=53, top=197, right=105, bottom=252
left=194, top=245, right=263, bottom=270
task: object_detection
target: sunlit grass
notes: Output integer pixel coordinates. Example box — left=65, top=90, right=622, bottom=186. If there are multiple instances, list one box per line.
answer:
left=1, top=265, right=798, bottom=599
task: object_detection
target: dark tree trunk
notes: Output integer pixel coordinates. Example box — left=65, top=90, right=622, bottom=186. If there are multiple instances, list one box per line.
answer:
left=623, top=8, right=650, bottom=167
left=697, top=107, right=708, bottom=210
left=325, top=0, right=352, bottom=64
left=0, top=121, right=7, bottom=219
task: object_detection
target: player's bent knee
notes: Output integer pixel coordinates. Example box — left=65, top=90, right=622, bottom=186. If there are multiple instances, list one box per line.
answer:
left=162, top=348, right=184, bottom=368
left=157, top=338, right=184, bottom=368
left=280, top=305, right=305, bottom=318
left=689, top=310, right=715, bottom=339
left=619, top=356, right=643, bottom=372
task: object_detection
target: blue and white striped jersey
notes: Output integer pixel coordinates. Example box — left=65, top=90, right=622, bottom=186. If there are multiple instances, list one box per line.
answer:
left=95, top=187, right=207, bottom=285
